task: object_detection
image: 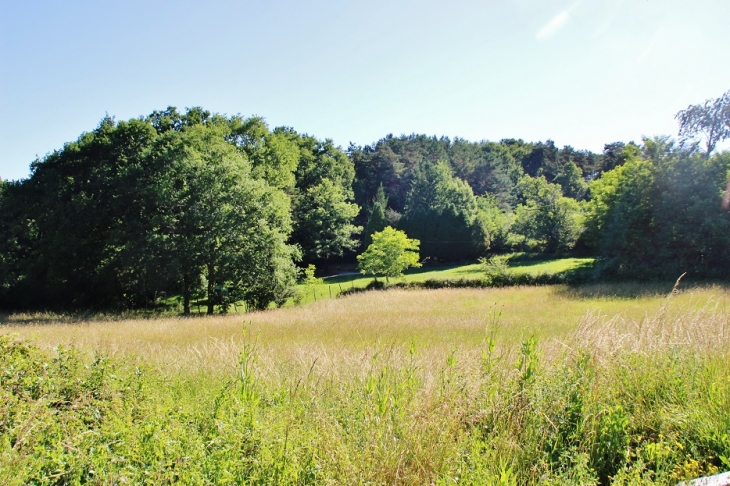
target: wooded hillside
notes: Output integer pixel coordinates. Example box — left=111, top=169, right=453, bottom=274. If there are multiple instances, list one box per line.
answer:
left=2, top=93, right=729, bottom=311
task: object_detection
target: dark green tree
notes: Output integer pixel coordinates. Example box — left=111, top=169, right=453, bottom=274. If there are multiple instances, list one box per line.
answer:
left=289, top=135, right=360, bottom=266
left=553, top=160, right=588, bottom=200
left=0, top=107, right=306, bottom=312
left=0, top=116, right=160, bottom=309
left=152, top=122, right=297, bottom=314
left=400, top=161, right=489, bottom=260
left=291, top=178, right=360, bottom=267
left=363, top=184, right=389, bottom=249
left=585, top=140, right=730, bottom=277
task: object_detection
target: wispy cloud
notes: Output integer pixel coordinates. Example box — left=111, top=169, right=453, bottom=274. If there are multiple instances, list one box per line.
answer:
left=535, top=2, right=582, bottom=42
left=535, top=11, right=570, bottom=41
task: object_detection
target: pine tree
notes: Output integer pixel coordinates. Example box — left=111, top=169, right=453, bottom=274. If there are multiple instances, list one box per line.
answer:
left=363, top=184, right=389, bottom=249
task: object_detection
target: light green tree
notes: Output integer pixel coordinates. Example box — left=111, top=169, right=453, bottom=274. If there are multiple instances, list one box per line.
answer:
left=357, top=227, right=421, bottom=283
left=301, top=263, right=323, bottom=302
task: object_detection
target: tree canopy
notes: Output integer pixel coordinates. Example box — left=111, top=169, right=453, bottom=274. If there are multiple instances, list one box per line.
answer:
left=399, top=161, right=490, bottom=260
left=0, top=108, right=356, bottom=311
left=509, top=175, right=583, bottom=253
left=584, top=141, right=730, bottom=277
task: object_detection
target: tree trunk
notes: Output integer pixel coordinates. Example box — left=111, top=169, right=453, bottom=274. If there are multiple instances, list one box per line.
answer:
left=207, top=262, right=215, bottom=315
left=182, top=272, right=191, bottom=315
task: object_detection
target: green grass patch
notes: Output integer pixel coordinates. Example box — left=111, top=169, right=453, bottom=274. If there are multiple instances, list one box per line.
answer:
left=297, top=256, right=596, bottom=305
left=508, top=256, right=595, bottom=275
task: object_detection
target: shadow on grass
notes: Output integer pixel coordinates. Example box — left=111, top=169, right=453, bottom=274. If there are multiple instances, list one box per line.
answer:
left=557, top=279, right=730, bottom=300
left=0, top=312, right=124, bottom=326
left=321, top=261, right=482, bottom=284
left=0, top=305, right=208, bottom=326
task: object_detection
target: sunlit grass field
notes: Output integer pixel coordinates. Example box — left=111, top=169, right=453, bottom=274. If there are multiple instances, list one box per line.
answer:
left=297, top=256, right=595, bottom=305
left=2, top=280, right=729, bottom=484
left=0, top=281, right=716, bottom=372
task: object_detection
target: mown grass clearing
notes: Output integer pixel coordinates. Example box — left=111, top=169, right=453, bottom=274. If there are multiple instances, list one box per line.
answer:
left=298, top=255, right=595, bottom=305
left=2, top=282, right=729, bottom=484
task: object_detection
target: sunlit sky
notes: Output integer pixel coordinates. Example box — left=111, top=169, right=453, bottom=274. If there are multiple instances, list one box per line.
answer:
left=1, top=0, right=729, bottom=181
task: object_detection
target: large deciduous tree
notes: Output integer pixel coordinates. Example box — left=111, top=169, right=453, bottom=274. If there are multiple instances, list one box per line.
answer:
left=0, top=108, right=304, bottom=312
left=584, top=140, right=730, bottom=277
left=289, top=135, right=361, bottom=267
left=291, top=178, right=360, bottom=267
left=153, top=122, right=297, bottom=314
left=0, top=116, right=160, bottom=310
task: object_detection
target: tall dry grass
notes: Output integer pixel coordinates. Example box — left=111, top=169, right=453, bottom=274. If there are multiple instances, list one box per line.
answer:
left=2, top=284, right=727, bottom=374
left=2, top=283, right=729, bottom=484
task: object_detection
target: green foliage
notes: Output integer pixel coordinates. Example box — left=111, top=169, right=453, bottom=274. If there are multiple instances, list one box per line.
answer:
left=0, top=108, right=365, bottom=312
left=479, top=255, right=511, bottom=284
left=302, top=264, right=322, bottom=286
left=509, top=175, right=583, bottom=253
left=475, top=195, right=512, bottom=252
left=448, top=138, right=523, bottom=207
left=350, top=135, right=603, bottom=217
left=7, top=97, right=730, bottom=310
left=230, top=116, right=300, bottom=190
left=299, top=264, right=323, bottom=303
left=0, top=116, right=161, bottom=309
left=363, top=184, right=389, bottom=249
left=291, top=178, right=360, bottom=263
left=585, top=143, right=730, bottom=278
left=554, top=160, right=589, bottom=200
left=152, top=122, right=298, bottom=313
left=357, top=227, right=421, bottom=282
left=400, top=161, right=490, bottom=260
left=290, top=135, right=361, bottom=265
left=676, top=89, right=730, bottom=155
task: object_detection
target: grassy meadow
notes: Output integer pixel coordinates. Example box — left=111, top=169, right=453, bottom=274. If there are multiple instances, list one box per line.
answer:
left=2, top=279, right=730, bottom=484
left=297, top=256, right=595, bottom=306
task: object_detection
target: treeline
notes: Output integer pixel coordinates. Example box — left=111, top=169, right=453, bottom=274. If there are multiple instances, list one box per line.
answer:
left=1, top=105, right=729, bottom=312
left=352, top=134, right=730, bottom=276
left=0, top=108, right=360, bottom=312
left=350, top=136, right=629, bottom=259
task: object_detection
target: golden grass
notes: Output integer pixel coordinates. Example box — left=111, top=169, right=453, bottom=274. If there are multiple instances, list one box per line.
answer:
left=2, top=284, right=729, bottom=379
left=3, top=283, right=730, bottom=484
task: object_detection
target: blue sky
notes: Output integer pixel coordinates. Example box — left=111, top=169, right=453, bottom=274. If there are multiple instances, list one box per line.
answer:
left=2, top=0, right=729, bottom=181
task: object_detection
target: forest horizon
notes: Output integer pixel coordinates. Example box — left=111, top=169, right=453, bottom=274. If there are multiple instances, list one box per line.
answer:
left=1, top=94, right=729, bottom=312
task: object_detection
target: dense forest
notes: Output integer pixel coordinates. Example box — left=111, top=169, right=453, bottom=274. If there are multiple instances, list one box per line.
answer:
left=1, top=93, right=730, bottom=312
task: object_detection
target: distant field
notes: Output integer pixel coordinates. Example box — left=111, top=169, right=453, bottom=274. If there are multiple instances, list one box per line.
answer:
left=298, top=256, right=595, bottom=305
